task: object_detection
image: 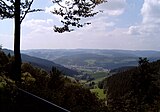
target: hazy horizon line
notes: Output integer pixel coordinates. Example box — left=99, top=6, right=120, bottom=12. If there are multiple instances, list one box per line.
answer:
left=2, top=47, right=160, bottom=52
left=20, top=48, right=160, bottom=52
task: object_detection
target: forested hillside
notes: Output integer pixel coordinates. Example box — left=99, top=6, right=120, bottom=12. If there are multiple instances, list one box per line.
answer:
left=102, top=58, right=160, bottom=112
left=2, top=48, right=160, bottom=112
left=0, top=50, right=108, bottom=112
left=3, top=49, right=79, bottom=76
left=23, top=49, right=160, bottom=69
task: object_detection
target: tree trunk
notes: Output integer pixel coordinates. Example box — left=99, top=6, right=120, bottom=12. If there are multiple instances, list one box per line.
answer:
left=14, top=0, right=21, bottom=81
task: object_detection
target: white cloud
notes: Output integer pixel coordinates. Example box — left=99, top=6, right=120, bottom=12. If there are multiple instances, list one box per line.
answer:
left=22, top=19, right=53, bottom=28
left=141, top=0, right=160, bottom=24
left=98, top=0, right=126, bottom=16
left=4, top=0, right=160, bottom=51
left=0, top=34, right=13, bottom=49
left=19, top=0, right=160, bottom=50
left=128, top=0, right=160, bottom=38
left=128, top=26, right=141, bottom=35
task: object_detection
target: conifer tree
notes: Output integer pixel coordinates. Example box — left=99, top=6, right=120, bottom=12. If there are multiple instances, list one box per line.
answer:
left=131, top=57, right=160, bottom=111
left=0, top=44, right=2, bottom=50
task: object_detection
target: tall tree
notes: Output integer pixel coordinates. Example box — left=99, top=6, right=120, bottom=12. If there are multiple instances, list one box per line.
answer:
left=0, top=0, right=105, bottom=81
left=131, top=58, right=160, bottom=111
left=0, top=0, right=42, bottom=81
left=14, top=0, right=21, bottom=81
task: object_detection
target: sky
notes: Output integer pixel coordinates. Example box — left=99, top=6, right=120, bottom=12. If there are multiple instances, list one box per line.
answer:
left=0, top=0, right=160, bottom=51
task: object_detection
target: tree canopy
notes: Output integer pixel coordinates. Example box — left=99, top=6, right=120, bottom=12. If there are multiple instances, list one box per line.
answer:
left=52, top=0, right=106, bottom=33
left=0, top=0, right=42, bottom=23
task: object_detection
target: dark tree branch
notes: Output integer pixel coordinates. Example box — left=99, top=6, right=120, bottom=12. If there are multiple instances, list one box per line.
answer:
left=20, top=0, right=34, bottom=23
left=20, top=0, right=44, bottom=23
left=0, top=0, right=14, bottom=19
left=52, top=0, right=106, bottom=33
left=0, top=0, right=43, bottom=22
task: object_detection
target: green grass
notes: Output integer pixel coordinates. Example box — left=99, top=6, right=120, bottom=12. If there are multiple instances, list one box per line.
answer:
left=80, top=80, right=87, bottom=83
left=90, top=88, right=106, bottom=100
left=91, top=72, right=108, bottom=79
left=93, top=77, right=105, bottom=84
left=91, top=72, right=108, bottom=84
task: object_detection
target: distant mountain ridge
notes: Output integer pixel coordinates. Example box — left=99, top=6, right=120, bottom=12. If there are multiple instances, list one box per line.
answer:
left=2, top=49, right=79, bottom=76
left=22, top=49, right=160, bottom=69
left=22, top=49, right=160, bottom=57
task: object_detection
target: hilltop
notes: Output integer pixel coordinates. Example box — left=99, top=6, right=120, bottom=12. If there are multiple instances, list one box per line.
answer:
left=22, top=49, right=160, bottom=69
left=3, top=49, right=79, bottom=77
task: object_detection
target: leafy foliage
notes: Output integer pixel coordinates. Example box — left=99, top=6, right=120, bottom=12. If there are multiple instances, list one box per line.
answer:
left=52, top=0, right=106, bottom=33
left=104, top=58, right=160, bottom=111
left=0, top=0, right=14, bottom=19
left=0, top=50, right=9, bottom=67
left=90, top=88, right=106, bottom=100
left=0, top=0, right=43, bottom=23
left=0, top=51, right=108, bottom=112
left=0, top=74, right=17, bottom=112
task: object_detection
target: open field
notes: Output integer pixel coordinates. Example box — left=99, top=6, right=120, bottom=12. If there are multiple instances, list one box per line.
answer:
left=90, top=88, right=106, bottom=100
